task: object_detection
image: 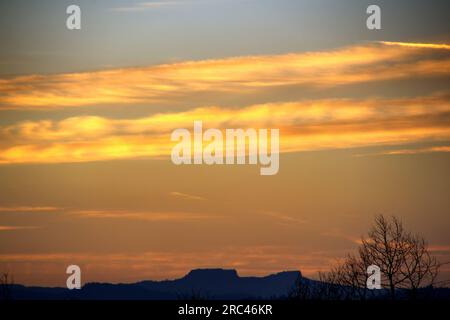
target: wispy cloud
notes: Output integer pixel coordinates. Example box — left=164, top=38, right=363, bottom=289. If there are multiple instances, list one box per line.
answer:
left=320, top=229, right=362, bottom=245
left=428, top=245, right=450, bottom=253
left=379, top=41, right=450, bottom=50
left=69, top=209, right=217, bottom=221
left=381, top=146, right=450, bottom=155
left=169, top=191, right=207, bottom=201
left=0, top=225, right=40, bottom=231
left=0, top=42, right=448, bottom=110
left=259, top=211, right=306, bottom=226
left=355, top=145, right=450, bottom=157
left=0, top=206, right=60, bottom=212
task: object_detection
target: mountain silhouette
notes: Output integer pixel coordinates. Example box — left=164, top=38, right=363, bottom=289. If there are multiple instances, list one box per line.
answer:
left=8, top=268, right=301, bottom=300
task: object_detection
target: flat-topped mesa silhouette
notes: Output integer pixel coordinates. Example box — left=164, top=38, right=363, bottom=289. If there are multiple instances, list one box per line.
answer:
left=183, top=268, right=240, bottom=282
left=7, top=268, right=302, bottom=300
left=170, top=268, right=301, bottom=298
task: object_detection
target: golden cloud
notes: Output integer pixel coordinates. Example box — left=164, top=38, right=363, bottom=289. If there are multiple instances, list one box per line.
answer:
left=0, top=41, right=448, bottom=164
left=0, top=42, right=448, bottom=109
left=0, top=94, right=449, bottom=164
left=379, top=41, right=450, bottom=50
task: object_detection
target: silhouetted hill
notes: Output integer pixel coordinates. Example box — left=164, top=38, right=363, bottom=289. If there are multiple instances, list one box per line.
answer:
left=6, top=268, right=450, bottom=300
left=7, top=268, right=301, bottom=300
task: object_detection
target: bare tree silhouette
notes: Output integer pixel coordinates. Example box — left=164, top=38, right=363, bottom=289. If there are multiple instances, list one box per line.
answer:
left=324, top=254, right=369, bottom=300
left=0, top=272, right=14, bottom=301
left=400, top=234, right=439, bottom=299
left=360, top=215, right=439, bottom=299
left=294, top=215, right=441, bottom=300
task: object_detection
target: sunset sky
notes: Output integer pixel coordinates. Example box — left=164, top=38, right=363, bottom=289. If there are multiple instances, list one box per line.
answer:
left=0, top=0, right=449, bottom=286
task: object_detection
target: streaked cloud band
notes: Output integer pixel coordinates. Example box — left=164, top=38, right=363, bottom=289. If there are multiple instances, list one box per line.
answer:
left=0, top=42, right=448, bottom=110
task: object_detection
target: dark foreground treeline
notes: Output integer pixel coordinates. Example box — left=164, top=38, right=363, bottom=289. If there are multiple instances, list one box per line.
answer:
left=288, top=215, right=448, bottom=301
left=1, top=271, right=449, bottom=301
left=288, top=276, right=450, bottom=301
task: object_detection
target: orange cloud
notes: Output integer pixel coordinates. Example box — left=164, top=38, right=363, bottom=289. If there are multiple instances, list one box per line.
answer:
left=0, top=42, right=448, bottom=164
left=320, top=229, right=362, bottom=245
left=0, top=94, right=448, bottom=164
left=0, top=206, right=60, bottom=212
left=381, top=146, right=450, bottom=155
left=69, top=209, right=218, bottom=221
left=259, top=210, right=307, bottom=226
left=0, top=225, right=40, bottom=231
left=169, top=192, right=207, bottom=201
left=355, top=145, right=450, bottom=157
left=0, top=42, right=448, bottom=110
